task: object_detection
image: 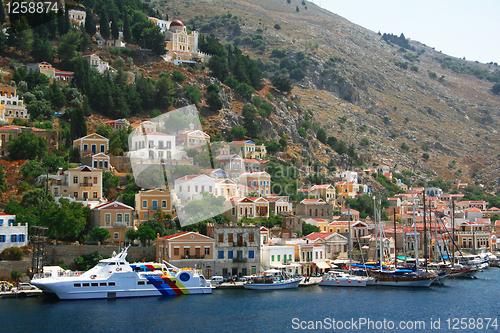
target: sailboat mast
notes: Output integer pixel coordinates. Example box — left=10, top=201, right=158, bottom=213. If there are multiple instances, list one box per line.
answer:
left=379, top=199, right=383, bottom=271
left=393, top=209, right=397, bottom=264
left=348, top=204, right=352, bottom=275
left=452, top=201, right=455, bottom=267
left=411, top=180, right=419, bottom=268
left=423, top=191, right=428, bottom=271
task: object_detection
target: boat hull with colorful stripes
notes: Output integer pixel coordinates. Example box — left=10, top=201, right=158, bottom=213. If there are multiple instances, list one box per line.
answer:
left=31, top=248, right=212, bottom=300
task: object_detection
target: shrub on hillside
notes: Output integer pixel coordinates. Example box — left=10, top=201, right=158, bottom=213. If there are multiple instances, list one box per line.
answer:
left=0, top=247, right=23, bottom=261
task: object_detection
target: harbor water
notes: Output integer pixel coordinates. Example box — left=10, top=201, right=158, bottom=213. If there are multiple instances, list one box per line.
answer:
left=1, top=268, right=499, bottom=332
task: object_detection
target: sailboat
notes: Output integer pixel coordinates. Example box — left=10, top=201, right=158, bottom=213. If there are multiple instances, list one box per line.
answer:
left=369, top=195, right=437, bottom=287
left=319, top=205, right=373, bottom=287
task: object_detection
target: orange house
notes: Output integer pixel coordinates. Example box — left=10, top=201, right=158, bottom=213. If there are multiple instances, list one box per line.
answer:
left=155, top=231, right=215, bottom=278
left=135, top=189, right=176, bottom=221
left=92, top=201, right=134, bottom=243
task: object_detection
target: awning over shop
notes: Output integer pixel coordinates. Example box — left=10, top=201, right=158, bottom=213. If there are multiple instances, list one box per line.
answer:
left=315, top=261, right=330, bottom=269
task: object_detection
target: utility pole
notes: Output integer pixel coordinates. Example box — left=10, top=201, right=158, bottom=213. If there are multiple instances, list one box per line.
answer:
left=423, top=191, right=427, bottom=271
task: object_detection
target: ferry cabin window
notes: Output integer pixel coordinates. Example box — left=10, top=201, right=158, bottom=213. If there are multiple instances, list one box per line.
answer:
left=146, top=281, right=154, bottom=285
left=108, top=282, right=116, bottom=286
left=82, top=283, right=90, bottom=287
left=74, top=283, right=81, bottom=287
left=155, top=280, right=162, bottom=285
left=100, top=283, right=107, bottom=287
left=91, top=283, right=98, bottom=287
left=138, top=281, right=145, bottom=285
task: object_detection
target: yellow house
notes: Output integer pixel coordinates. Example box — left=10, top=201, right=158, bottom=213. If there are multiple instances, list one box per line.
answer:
left=92, top=201, right=134, bottom=243
left=308, top=184, right=336, bottom=203
left=0, top=84, right=29, bottom=123
left=134, top=189, right=176, bottom=221
left=41, top=165, right=104, bottom=207
left=221, top=140, right=267, bottom=159
left=164, top=20, right=208, bottom=65
left=239, top=171, right=271, bottom=197
left=335, top=181, right=358, bottom=199
left=73, top=133, right=109, bottom=156
left=223, top=197, right=268, bottom=222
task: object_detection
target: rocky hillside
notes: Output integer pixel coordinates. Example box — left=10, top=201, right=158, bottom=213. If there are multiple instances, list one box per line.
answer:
left=150, top=0, right=500, bottom=189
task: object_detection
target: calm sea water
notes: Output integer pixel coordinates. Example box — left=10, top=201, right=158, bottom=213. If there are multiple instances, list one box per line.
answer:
left=1, top=269, right=499, bottom=333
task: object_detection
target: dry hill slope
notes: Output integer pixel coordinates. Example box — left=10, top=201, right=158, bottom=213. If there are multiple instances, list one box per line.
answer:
left=152, top=0, right=500, bottom=188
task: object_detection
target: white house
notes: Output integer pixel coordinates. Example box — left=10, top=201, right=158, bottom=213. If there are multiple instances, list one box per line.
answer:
left=129, top=131, right=180, bottom=160
left=0, top=213, right=28, bottom=252
left=261, top=245, right=296, bottom=274
left=340, top=170, right=358, bottom=184
left=175, top=174, right=216, bottom=202
left=83, top=54, right=110, bottom=74
left=425, top=187, right=443, bottom=198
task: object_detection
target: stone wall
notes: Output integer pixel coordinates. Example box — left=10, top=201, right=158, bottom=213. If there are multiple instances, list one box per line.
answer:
left=0, top=260, right=31, bottom=281
left=44, top=245, right=156, bottom=269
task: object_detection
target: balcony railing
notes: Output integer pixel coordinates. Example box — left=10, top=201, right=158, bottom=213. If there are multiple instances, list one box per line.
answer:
left=113, top=222, right=129, bottom=227
left=80, top=183, right=93, bottom=187
left=233, top=257, right=247, bottom=263
left=233, top=241, right=247, bottom=247
left=184, top=255, right=205, bottom=259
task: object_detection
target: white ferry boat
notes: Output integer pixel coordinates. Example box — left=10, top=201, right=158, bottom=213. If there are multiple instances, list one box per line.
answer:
left=30, top=247, right=212, bottom=300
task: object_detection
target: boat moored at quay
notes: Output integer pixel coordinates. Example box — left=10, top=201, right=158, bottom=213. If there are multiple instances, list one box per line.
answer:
left=30, top=247, right=212, bottom=300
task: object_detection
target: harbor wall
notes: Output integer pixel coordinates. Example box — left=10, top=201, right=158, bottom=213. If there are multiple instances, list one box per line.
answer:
left=0, top=259, right=31, bottom=281
left=44, top=245, right=156, bottom=269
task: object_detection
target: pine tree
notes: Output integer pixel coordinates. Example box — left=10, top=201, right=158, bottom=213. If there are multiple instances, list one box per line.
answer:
left=70, top=108, right=87, bottom=140
left=0, top=164, right=6, bottom=192
left=57, top=8, right=65, bottom=36
left=0, top=0, right=6, bottom=25
left=111, top=14, right=119, bottom=40
left=100, top=10, right=110, bottom=40
left=64, top=7, right=71, bottom=33
left=123, top=13, right=131, bottom=42
left=85, top=9, right=96, bottom=36
left=296, top=5, right=299, bottom=12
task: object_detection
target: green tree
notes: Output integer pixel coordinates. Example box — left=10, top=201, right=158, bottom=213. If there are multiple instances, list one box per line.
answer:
left=302, top=222, right=319, bottom=236
left=156, top=76, right=177, bottom=109
left=422, top=153, right=430, bottom=160
left=100, top=9, right=110, bottom=40
left=85, top=9, right=96, bottom=36
left=20, top=160, right=44, bottom=182
left=11, top=269, right=22, bottom=282
left=141, top=23, right=166, bottom=55
left=135, top=224, right=155, bottom=246
left=89, top=227, right=110, bottom=242
left=57, top=30, right=83, bottom=68
left=103, top=171, right=119, bottom=197
left=0, top=0, right=5, bottom=25
left=183, top=85, right=202, bottom=105
left=317, top=128, right=327, bottom=144
left=236, top=83, right=254, bottom=100
left=30, top=36, right=53, bottom=63
left=123, top=13, right=131, bottom=42
left=48, top=80, right=66, bottom=108
left=8, top=132, right=47, bottom=160
left=271, top=75, right=293, bottom=94
left=111, top=14, right=119, bottom=40
left=0, top=164, right=6, bottom=192
left=41, top=199, right=90, bottom=243
left=492, top=83, right=500, bottom=95
left=95, top=124, right=113, bottom=139
left=230, top=126, right=247, bottom=140
left=16, top=23, right=34, bottom=57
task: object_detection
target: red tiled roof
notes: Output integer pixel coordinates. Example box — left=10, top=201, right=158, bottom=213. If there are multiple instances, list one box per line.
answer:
left=160, top=231, right=190, bottom=240
left=300, top=199, right=326, bottom=204
left=305, top=232, right=334, bottom=240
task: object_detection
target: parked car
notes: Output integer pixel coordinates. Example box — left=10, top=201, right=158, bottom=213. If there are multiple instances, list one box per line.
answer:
left=209, top=276, right=224, bottom=284
left=18, top=283, right=36, bottom=290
